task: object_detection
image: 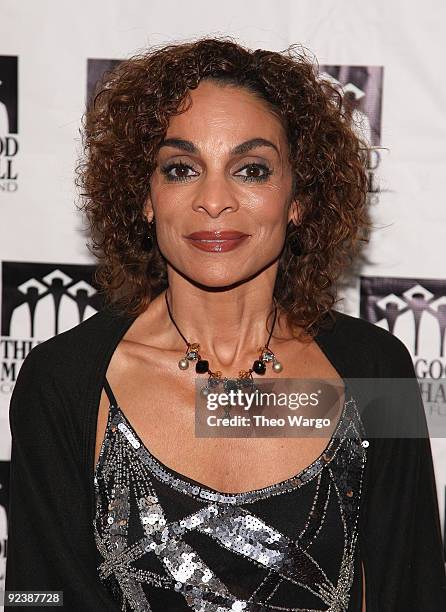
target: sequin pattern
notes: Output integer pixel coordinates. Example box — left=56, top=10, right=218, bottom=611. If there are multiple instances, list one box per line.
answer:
left=93, top=396, right=367, bottom=611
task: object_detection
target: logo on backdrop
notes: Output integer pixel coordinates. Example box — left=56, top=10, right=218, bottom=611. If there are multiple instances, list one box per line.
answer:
left=0, top=56, right=18, bottom=193
left=0, top=261, right=103, bottom=395
left=86, top=58, right=122, bottom=107
left=360, top=276, right=446, bottom=373
left=319, top=65, right=384, bottom=205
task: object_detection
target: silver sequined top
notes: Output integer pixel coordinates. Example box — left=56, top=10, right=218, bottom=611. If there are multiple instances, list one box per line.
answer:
left=93, top=378, right=368, bottom=612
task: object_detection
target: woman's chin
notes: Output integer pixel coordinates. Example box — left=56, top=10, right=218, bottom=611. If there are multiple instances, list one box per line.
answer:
left=190, top=274, right=248, bottom=290
left=163, top=253, right=273, bottom=289
left=170, top=268, right=252, bottom=290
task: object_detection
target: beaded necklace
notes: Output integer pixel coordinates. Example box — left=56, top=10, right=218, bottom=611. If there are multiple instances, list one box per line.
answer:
left=164, top=291, right=283, bottom=396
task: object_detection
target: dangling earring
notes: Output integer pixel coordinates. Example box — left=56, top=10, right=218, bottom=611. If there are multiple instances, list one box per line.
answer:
left=289, top=234, right=302, bottom=257
left=141, top=217, right=155, bottom=252
left=287, top=221, right=303, bottom=257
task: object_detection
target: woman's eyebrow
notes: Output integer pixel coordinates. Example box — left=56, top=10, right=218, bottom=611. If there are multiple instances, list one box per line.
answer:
left=158, top=137, right=280, bottom=156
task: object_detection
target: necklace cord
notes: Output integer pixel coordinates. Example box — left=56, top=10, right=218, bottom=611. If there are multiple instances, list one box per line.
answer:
left=164, top=291, right=189, bottom=345
left=265, top=302, right=277, bottom=349
left=165, top=290, right=277, bottom=351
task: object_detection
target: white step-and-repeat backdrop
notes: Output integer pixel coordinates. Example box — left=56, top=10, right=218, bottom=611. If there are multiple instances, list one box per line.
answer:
left=1, top=0, right=445, bottom=594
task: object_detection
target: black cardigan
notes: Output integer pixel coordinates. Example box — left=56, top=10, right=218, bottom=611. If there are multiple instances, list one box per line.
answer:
left=5, top=305, right=446, bottom=611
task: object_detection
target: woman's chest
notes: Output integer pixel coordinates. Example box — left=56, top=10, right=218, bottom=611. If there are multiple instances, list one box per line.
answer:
left=95, top=338, right=345, bottom=493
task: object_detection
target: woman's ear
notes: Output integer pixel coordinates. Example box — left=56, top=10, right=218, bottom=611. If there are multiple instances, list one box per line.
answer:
left=288, top=199, right=302, bottom=226
left=143, top=193, right=154, bottom=224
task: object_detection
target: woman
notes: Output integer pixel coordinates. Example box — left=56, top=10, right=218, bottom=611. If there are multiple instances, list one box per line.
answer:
left=5, top=37, right=446, bottom=611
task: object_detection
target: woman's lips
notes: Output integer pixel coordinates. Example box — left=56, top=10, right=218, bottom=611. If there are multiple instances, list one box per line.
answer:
left=184, top=231, right=250, bottom=253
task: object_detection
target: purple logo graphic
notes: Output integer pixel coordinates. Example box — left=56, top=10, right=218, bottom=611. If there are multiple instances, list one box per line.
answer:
left=319, top=65, right=384, bottom=205
left=360, top=276, right=446, bottom=358
left=319, top=65, right=383, bottom=146
left=87, top=58, right=122, bottom=107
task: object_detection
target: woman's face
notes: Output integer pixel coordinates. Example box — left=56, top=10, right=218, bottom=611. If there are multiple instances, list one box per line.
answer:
left=146, top=79, right=299, bottom=288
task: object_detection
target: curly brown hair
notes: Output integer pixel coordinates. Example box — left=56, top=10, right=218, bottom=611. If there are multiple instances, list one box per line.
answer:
left=76, top=35, right=370, bottom=338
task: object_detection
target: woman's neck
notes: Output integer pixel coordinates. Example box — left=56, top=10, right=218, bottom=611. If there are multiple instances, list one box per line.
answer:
left=155, top=271, right=293, bottom=369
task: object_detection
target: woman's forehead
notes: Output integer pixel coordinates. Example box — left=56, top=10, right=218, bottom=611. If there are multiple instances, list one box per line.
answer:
left=164, top=81, right=287, bottom=151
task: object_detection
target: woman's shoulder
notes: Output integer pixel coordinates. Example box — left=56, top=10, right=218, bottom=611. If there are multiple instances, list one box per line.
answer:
left=22, top=306, right=122, bottom=372
left=10, top=306, right=133, bottom=420
left=321, top=309, right=415, bottom=377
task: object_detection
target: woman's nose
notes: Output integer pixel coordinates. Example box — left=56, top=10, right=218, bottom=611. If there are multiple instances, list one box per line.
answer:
left=191, top=173, right=240, bottom=218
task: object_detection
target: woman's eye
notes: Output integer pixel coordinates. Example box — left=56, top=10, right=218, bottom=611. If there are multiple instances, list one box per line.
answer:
left=160, top=162, right=198, bottom=182
left=235, top=163, right=272, bottom=182
left=160, top=161, right=272, bottom=183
